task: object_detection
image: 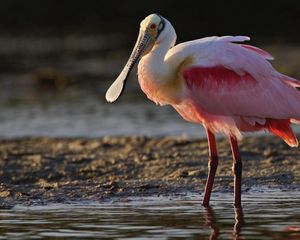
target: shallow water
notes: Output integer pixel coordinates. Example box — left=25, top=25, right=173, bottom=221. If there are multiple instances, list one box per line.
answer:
left=0, top=189, right=299, bottom=239
left=0, top=91, right=206, bottom=138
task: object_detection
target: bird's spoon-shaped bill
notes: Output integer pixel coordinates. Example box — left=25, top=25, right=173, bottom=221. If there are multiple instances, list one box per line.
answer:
left=105, top=30, right=151, bottom=103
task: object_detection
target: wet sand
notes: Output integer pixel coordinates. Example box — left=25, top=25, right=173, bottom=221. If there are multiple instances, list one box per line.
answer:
left=0, top=136, right=299, bottom=208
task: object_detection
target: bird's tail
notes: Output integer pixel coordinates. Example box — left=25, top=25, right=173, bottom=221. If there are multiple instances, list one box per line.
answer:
left=265, top=119, right=298, bottom=147
left=291, top=118, right=300, bottom=124
left=280, top=74, right=300, bottom=88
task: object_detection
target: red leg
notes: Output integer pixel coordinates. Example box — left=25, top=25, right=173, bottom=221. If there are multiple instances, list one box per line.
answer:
left=229, top=136, right=242, bottom=207
left=202, top=129, right=218, bottom=207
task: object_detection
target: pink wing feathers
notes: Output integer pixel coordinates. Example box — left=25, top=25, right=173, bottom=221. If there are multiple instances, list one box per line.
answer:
left=240, top=44, right=274, bottom=60
left=181, top=36, right=300, bottom=146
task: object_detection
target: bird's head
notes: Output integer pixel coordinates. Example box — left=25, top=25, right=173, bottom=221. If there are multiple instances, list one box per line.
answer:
left=105, top=13, right=175, bottom=103
left=138, top=14, right=168, bottom=55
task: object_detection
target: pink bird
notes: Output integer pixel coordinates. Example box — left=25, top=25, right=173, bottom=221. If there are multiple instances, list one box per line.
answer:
left=106, top=14, right=300, bottom=207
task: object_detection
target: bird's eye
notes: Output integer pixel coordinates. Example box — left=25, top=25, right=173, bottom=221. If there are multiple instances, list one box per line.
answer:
left=150, top=24, right=157, bottom=29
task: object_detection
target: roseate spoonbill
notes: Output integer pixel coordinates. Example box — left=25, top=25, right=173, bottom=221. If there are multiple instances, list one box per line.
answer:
left=105, top=14, right=300, bottom=207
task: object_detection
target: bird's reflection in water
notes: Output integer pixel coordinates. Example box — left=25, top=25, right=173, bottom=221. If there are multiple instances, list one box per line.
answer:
left=204, top=207, right=220, bottom=240
left=233, top=207, right=244, bottom=239
left=204, top=207, right=244, bottom=240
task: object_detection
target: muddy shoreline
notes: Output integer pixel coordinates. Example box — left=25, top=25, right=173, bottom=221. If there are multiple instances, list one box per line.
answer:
left=0, top=136, right=299, bottom=208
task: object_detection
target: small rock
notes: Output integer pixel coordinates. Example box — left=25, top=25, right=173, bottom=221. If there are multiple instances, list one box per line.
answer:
left=180, top=170, right=189, bottom=178
left=38, top=179, right=58, bottom=190
left=188, top=170, right=206, bottom=178
left=0, top=190, right=10, bottom=198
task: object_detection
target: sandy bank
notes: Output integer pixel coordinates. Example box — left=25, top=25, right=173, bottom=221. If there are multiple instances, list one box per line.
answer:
left=0, top=136, right=299, bottom=208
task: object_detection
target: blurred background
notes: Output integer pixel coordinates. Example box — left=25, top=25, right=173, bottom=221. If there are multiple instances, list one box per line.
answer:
left=0, top=0, right=300, bottom=138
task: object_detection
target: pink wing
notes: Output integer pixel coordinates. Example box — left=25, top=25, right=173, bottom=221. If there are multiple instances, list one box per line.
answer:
left=179, top=36, right=300, bottom=146
left=182, top=37, right=300, bottom=120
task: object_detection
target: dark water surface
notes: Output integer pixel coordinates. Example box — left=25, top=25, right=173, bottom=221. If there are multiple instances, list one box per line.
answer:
left=0, top=189, right=299, bottom=239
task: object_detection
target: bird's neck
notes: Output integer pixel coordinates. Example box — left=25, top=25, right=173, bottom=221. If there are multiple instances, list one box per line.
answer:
left=139, top=36, right=175, bottom=83
left=138, top=35, right=182, bottom=105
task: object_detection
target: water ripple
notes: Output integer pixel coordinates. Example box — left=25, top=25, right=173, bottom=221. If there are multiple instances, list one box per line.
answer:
left=0, top=189, right=296, bottom=239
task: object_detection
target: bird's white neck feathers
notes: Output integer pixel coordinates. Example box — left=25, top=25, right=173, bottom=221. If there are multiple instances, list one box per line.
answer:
left=137, top=22, right=180, bottom=105
left=138, top=21, right=177, bottom=83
